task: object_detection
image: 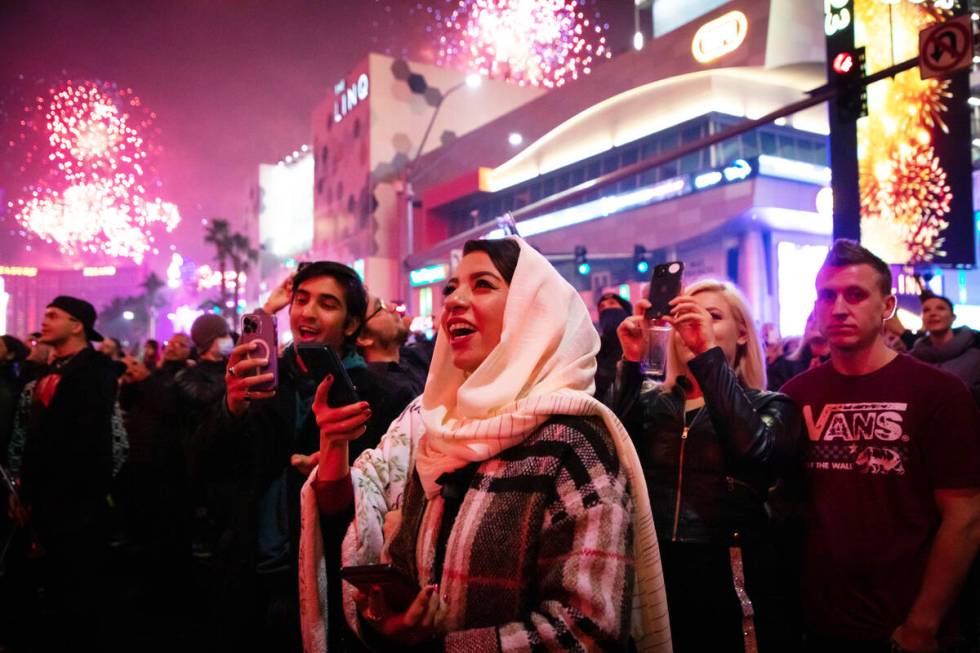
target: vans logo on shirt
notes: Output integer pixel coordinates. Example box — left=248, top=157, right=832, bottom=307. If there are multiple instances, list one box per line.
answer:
left=802, top=402, right=908, bottom=442
left=854, top=446, right=906, bottom=475
left=803, top=402, right=909, bottom=475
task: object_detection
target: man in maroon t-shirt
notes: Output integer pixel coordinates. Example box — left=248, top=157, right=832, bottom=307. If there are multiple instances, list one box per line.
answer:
left=781, top=240, right=980, bottom=653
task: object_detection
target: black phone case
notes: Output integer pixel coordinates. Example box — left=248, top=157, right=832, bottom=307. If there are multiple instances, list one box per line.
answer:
left=296, top=344, right=359, bottom=406
left=645, top=262, right=684, bottom=321
left=339, top=563, right=420, bottom=612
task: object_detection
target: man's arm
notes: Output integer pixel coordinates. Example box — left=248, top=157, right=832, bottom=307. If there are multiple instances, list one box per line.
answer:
left=893, top=488, right=980, bottom=651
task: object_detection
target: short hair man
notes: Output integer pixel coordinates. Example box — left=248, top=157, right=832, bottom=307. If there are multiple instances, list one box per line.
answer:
left=354, top=295, right=425, bottom=439
left=909, top=295, right=980, bottom=405
left=206, top=262, right=412, bottom=650
left=10, top=296, right=118, bottom=649
left=781, top=240, right=980, bottom=652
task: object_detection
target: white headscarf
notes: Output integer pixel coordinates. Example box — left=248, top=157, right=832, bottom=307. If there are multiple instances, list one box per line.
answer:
left=413, top=237, right=672, bottom=652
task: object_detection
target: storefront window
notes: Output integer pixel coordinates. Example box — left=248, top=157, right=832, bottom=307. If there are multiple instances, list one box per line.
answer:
left=419, top=286, right=433, bottom=318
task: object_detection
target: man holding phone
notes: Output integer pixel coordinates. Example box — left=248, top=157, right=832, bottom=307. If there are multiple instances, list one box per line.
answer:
left=199, top=261, right=410, bottom=652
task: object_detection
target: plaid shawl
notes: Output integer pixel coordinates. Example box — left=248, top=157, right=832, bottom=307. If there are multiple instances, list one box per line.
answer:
left=300, top=402, right=649, bottom=652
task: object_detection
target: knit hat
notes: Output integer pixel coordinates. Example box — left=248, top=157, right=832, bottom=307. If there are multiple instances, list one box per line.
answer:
left=47, top=296, right=104, bottom=342
left=597, top=292, right=632, bottom=315
left=190, top=314, right=229, bottom=353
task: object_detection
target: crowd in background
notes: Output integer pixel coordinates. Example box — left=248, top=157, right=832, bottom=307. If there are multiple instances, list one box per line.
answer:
left=0, top=237, right=977, bottom=653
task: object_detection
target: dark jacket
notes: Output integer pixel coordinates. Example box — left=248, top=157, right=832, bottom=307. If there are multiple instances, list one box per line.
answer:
left=19, top=347, right=117, bottom=537
left=910, top=326, right=980, bottom=405
left=118, top=359, right=189, bottom=468
left=0, top=362, right=22, bottom=466
left=198, top=347, right=414, bottom=577
left=766, top=346, right=829, bottom=391
left=614, top=347, right=801, bottom=545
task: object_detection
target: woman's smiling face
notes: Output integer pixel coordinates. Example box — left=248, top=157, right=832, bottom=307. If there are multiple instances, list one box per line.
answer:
left=441, top=251, right=510, bottom=374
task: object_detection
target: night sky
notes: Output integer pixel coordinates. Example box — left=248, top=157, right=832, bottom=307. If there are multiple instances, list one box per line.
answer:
left=0, top=0, right=633, bottom=271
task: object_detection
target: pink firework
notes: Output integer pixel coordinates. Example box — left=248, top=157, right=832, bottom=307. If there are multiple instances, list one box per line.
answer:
left=9, top=80, right=178, bottom=263
left=438, top=0, right=611, bottom=88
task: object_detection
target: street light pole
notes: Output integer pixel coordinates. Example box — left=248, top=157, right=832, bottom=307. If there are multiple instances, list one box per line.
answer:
left=402, top=73, right=482, bottom=261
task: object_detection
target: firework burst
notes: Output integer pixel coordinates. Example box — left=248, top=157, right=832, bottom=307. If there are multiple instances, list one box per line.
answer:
left=5, top=79, right=177, bottom=263
left=437, top=0, right=611, bottom=88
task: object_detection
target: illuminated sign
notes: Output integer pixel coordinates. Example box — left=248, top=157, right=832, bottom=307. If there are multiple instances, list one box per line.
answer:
left=332, top=73, right=370, bottom=124
left=758, top=155, right=831, bottom=186
left=82, top=266, right=116, bottom=277
left=696, top=159, right=753, bottom=189
left=692, top=11, right=748, bottom=63
left=826, top=0, right=975, bottom=266
left=410, top=264, right=449, bottom=287
left=0, top=266, right=38, bottom=277
left=722, top=159, right=752, bottom=182
left=824, top=0, right=852, bottom=37
left=694, top=171, right=723, bottom=189
left=483, top=156, right=821, bottom=240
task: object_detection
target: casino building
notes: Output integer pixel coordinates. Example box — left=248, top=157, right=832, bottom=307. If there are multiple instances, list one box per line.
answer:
left=287, top=0, right=980, bottom=337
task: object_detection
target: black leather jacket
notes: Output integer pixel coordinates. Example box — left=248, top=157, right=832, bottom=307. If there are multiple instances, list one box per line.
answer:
left=614, top=347, right=801, bottom=546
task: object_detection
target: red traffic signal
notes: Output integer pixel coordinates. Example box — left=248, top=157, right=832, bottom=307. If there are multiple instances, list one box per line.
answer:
left=832, top=51, right=855, bottom=75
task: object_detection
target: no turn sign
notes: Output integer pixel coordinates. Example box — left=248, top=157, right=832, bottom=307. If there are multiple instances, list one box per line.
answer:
left=919, top=15, right=974, bottom=80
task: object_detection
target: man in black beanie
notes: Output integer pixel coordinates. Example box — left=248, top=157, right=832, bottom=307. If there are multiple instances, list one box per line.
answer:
left=8, top=296, right=117, bottom=650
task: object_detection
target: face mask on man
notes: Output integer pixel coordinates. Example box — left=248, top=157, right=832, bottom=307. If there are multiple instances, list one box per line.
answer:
left=215, top=336, right=235, bottom=358
left=598, top=307, right=629, bottom=337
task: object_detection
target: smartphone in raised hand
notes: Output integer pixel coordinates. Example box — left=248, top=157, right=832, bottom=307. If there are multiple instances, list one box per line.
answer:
left=240, top=312, right=279, bottom=391
left=296, top=343, right=359, bottom=406
left=644, top=261, right=685, bottom=321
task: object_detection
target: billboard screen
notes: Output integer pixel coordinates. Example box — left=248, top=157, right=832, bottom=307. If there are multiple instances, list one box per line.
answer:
left=259, top=154, right=314, bottom=259
left=826, top=0, right=975, bottom=267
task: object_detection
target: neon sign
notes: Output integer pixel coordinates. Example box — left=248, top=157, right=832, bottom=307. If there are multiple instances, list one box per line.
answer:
left=410, top=264, right=449, bottom=287
left=0, top=266, right=38, bottom=277
left=82, top=266, right=116, bottom=277
left=332, top=73, right=369, bottom=124
left=824, top=0, right=852, bottom=37
left=692, top=11, right=748, bottom=63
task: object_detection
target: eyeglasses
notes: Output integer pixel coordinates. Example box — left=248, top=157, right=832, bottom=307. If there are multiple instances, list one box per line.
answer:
left=365, top=299, right=395, bottom=323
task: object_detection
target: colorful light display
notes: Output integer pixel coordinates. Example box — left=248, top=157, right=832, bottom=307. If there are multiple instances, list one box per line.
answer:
left=437, top=0, right=611, bottom=88
left=6, top=80, right=180, bottom=263
left=826, top=0, right=974, bottom=266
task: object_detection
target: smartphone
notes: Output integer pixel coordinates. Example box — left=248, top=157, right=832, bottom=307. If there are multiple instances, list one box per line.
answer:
left=339, top=563, right=421, bottom=613
left=240, top=312, right=279, bottom=391
left=295, top=343, right=360, bottom=406
left=645, top=261, right=685, bottom=321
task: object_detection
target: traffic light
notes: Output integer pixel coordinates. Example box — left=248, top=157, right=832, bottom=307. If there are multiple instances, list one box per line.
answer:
left=831, top=47, right=867, bottom=122
left=633, top=244, right=649, bottom=275
left=574, top=246, right=590, bottom=276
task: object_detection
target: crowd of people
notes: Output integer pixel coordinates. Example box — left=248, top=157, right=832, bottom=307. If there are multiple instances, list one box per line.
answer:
left=0, top=237, right=977, bottom=653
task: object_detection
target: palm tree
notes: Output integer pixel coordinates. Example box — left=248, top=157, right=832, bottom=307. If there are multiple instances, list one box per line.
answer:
left=140, top=271, right=166, bottom=339
left=203, top=218, right=232, bottom=322
left=229, top=232, right=259, bottom=318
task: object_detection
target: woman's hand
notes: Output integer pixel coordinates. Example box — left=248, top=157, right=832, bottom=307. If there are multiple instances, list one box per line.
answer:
left=617, top=299, right=652, bottom=363
left=355, top=583, right=445, bottom=646
left=313, top=376, right=372, bottom=444
left=666, top=294, right=716, bottom=363
left=262, top=272, right=296, bottom=315
left=225, top=343, right=276, bottom=417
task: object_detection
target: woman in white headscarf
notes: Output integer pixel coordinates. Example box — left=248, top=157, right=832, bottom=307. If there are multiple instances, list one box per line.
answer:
left=298, top=237, right=672, bottom=652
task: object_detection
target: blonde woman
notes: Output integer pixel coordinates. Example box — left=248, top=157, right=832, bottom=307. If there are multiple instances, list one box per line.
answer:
left=615, top=279, right=802, bottom=652
left=298, top=238, right=673, bottom=652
